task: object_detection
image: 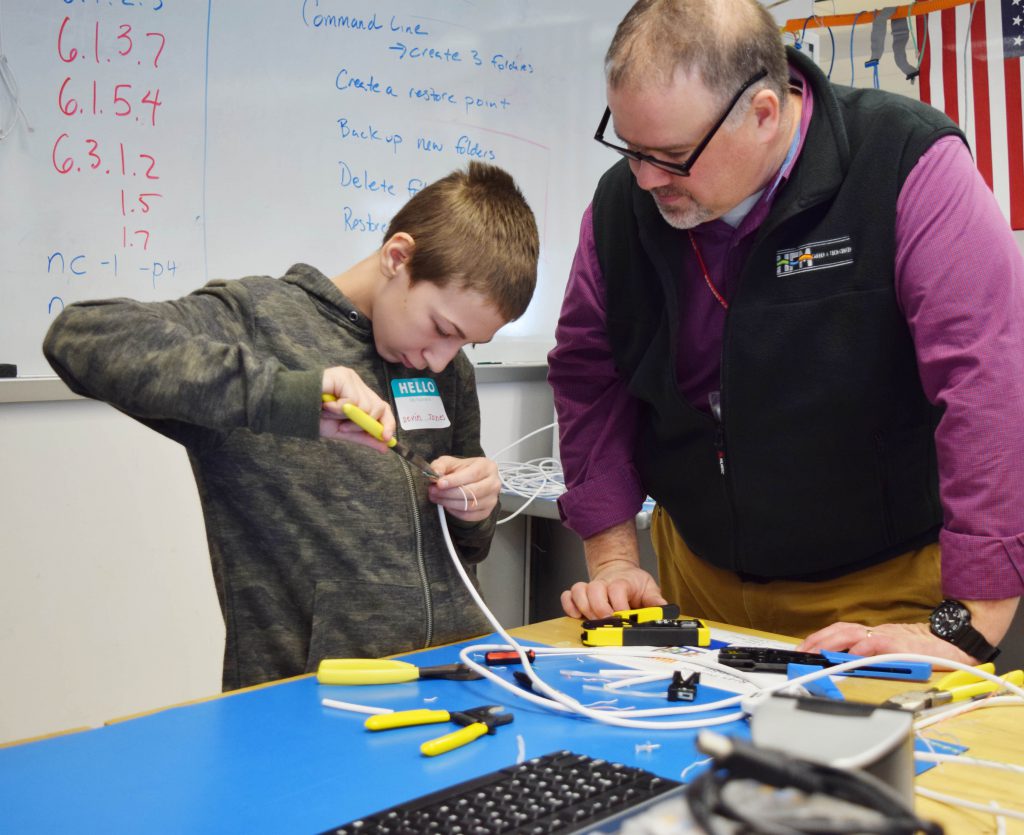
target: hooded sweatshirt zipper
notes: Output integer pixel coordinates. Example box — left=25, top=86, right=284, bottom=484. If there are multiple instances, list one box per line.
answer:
left=385, top=367, right=434, bottom=647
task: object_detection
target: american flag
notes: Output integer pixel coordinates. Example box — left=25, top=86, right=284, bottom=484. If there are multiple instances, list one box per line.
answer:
left=917, top=0, right=1024, bottom=229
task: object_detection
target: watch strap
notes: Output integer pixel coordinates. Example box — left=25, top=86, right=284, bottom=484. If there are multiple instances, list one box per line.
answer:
left=950, top=623, right=1001, bottom=662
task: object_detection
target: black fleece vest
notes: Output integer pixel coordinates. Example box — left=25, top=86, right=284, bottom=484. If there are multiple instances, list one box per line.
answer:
left=594, top=49, right=963, bottom=580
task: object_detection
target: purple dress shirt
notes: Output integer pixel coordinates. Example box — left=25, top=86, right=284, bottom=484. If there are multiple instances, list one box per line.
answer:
left=549, top=82, right=1024, bottom=601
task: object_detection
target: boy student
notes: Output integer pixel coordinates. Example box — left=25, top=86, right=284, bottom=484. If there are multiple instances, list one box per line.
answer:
left=44, top=162, right=540, bottom=690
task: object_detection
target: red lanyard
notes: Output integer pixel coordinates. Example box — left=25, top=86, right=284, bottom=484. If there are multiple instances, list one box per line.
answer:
left=688, top=230, right=729, bottom=311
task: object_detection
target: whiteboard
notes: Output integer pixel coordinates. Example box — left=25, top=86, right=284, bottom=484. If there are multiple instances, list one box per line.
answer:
left=0, top=0, right=630, bottom=379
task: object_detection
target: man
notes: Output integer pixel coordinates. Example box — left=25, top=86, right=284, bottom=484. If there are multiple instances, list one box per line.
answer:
left=548, top=0, right=1022, bottom=663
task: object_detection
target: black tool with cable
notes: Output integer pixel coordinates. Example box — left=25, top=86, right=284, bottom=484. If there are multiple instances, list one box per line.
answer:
left=685, top=731, right=943, bottom=835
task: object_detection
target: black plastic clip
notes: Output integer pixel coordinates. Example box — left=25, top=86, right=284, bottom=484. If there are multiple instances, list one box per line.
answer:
left=667, top=671, right=700, bottom=702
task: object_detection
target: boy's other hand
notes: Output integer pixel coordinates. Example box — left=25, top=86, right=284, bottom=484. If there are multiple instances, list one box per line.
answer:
left=428, top=456, right=500, bottom=522
left=319, top=366, right=396, bottom=448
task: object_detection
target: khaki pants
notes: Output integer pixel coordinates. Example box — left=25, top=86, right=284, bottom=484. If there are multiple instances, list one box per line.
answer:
left=651, top=505, right=942, bottom=639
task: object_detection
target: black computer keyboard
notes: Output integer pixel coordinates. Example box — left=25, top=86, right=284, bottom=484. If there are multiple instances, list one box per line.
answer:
left=320, top=749, right=684, bottom=835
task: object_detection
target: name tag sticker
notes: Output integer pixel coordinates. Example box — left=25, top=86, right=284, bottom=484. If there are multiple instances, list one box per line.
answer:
left=391, top=378, right=450, bottom=430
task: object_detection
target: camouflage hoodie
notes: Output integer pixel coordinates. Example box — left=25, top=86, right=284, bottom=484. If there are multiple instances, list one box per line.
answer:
left=44, top=263, right=494, bottom=689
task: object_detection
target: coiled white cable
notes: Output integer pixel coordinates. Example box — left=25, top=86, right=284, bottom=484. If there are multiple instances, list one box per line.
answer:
left=496, top=458, right=564, bottom=524
left=491, top=422, right=565, bottom=524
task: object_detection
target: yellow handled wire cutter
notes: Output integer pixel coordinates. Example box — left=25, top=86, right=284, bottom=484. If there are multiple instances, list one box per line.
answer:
left=321, top=395, right=440, bottom=480
left=364, top=705, right=513, bottom=757
left=882, top=663, right=1024, bottom=712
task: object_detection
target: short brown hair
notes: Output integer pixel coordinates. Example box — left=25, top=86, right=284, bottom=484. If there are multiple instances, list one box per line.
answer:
left=606, top=0, right=788, bottom=116
left=384, top=162, right=539, bottom=323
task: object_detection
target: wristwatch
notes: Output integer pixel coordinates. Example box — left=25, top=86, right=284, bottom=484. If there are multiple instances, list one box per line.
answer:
left=928, top=599, right=1001, bottom=662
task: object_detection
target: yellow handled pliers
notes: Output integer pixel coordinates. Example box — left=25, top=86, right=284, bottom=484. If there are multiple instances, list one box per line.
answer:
left=365, top=705, right=513, bottom=757
left=316, top=658, right=482, bottom=686
left=321, top=396, right=440, bottom=480
left=883, top=663, right=1024, bottom=712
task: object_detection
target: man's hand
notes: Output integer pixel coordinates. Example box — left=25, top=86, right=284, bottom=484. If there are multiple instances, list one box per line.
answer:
left=428, top=456, right=500, bottom=523
left=560, top=562, right=667, bottom=621
left=797, top=597, right=1017, bottom=668
left=560, top=519, right=667, bottom=620
left=796, top=621, right=978, bottom=669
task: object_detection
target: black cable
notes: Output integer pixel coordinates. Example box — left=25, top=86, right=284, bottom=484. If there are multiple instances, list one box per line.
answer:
left=685, top=733, right=944, bottom=835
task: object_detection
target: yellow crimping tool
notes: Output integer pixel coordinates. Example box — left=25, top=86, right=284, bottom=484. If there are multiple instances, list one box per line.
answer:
left=580, top=604, right=711, bottom=648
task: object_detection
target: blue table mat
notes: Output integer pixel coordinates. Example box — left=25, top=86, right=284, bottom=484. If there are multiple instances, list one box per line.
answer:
left=0, top=636, right=961, bottom=834
left=0, top=637, right=747, bottom=834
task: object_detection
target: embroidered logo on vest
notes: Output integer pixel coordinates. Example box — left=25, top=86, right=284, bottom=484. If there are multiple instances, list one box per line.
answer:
left=776, top=236, right=854, bottom=277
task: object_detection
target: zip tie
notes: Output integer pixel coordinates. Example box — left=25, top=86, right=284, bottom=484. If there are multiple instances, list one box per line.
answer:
left=321, top=698, right=393, bottom=716
left=516, top=734, right=526, bottom=764
left=605, top=672, right=674, bottom=691
left=635, top=741, right=661, bottom=754
left=991, top=802, right=1007, bottom=835
left=594, top=688, right=670, bottom=701
left=597, top=669, right=651, bottom=677
left=559, top=669, right=635, bottom=680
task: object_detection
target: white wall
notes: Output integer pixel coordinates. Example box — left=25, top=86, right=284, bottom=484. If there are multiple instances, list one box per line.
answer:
left=0, top=397, right=222, bottom=743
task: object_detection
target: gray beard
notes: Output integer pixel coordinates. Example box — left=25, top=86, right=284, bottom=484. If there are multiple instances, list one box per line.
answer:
left=652, top=194, right=714, bottom=230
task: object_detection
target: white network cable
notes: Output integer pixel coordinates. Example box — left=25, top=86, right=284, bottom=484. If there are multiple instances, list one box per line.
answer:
left=915, top=694, right=1024, bottom=731
left=916, top=786, right=1024, bottom=824
left=437, top=504, right=1024, bottom=735
left=914, top=751, right=1024, bottom=775
left=961, top=1, right=978, bottom=137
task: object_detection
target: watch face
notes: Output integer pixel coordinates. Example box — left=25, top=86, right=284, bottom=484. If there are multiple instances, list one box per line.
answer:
left=931, top=600, right=969, bottom=639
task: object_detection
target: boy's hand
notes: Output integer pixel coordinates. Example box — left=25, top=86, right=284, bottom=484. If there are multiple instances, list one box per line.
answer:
left=428, top=456, right=500, bottom=522
left=319, top=366, right=396, bottom=449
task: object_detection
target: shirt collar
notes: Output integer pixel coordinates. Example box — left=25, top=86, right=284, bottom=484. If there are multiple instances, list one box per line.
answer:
left=717, top=65, right=813, bottom=231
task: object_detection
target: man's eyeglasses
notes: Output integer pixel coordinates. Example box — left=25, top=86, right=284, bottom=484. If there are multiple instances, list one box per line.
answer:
left=593, top=68, right=768, bottom=177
